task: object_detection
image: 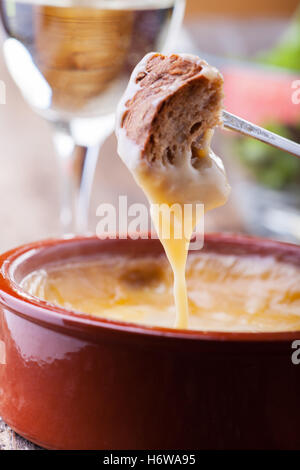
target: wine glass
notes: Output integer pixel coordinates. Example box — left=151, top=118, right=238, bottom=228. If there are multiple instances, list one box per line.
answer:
left=0, top=0, right=185, bottom=233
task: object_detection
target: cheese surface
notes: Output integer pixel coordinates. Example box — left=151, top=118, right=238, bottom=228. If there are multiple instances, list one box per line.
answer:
left=21, top=252, right=300, bottom=332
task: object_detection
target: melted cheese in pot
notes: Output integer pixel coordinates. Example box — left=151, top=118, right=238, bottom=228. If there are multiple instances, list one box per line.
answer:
left=21, top=252, right=300, bottom=332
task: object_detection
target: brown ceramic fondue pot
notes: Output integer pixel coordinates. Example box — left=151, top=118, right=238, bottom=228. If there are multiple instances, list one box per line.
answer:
left=0, top=234, right=299, bottom=449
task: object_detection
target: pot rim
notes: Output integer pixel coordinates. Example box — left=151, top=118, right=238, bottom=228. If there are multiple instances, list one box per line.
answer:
left=0, top=232, right=300, bottom=342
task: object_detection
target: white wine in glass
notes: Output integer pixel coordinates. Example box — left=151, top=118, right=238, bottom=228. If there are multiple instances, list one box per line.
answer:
left=0, top=0, right=185, bottom=232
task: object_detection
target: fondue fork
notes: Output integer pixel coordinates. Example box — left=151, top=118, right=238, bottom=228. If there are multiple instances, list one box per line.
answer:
left=222, top=111, right=300, bottom=159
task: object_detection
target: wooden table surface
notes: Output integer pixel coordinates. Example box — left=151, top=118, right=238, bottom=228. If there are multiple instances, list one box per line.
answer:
left=0, top=17, right=287, bottom=450
left=0, top=418, right=40, bottom=450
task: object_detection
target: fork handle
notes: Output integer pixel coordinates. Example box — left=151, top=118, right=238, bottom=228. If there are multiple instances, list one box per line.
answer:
left=222, top=110, right=300, bottom=159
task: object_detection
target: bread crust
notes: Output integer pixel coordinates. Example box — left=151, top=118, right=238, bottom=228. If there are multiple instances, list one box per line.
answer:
left=116, top=52, right=224, bottom=167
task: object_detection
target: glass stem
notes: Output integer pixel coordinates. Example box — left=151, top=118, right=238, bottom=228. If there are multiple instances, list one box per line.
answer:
left=71, top=114, right=116, bottom=233
left=76, top=144, right=100, bottom=233
left=52, top=121, right=90, bottom=234
left=51, top=114, right=115, bottom=234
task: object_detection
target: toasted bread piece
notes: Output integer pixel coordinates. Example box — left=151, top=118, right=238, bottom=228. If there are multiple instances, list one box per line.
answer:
left=116, top=52, right=230, bottom=210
